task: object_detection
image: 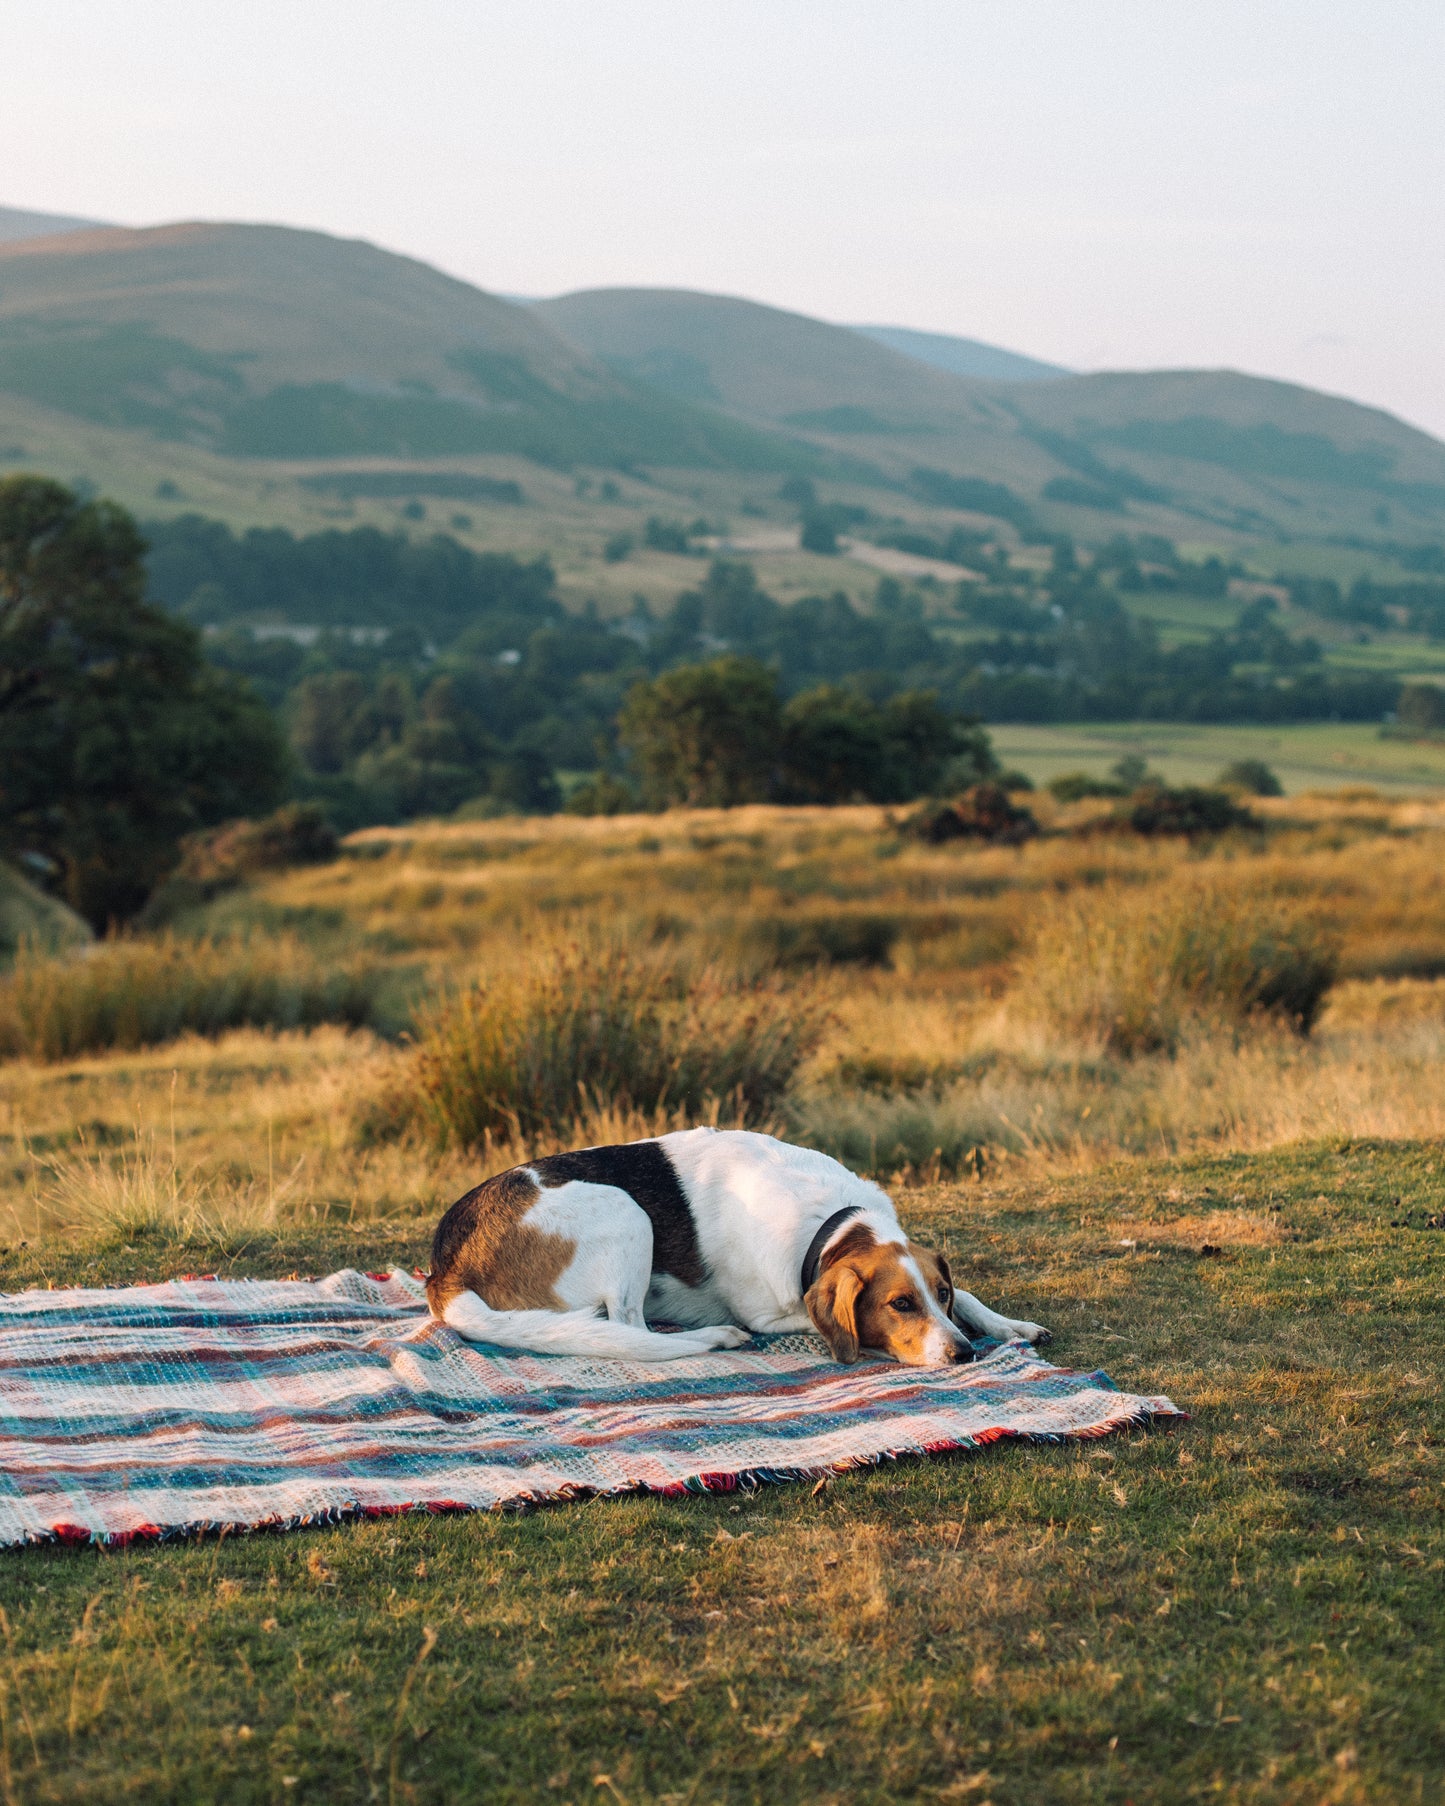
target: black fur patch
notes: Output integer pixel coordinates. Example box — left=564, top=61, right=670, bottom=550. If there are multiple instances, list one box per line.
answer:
left=529, top=1141, right=705, bottom=1287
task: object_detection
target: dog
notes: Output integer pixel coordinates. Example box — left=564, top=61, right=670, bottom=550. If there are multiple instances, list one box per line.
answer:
left=425, top=1128, right=1050, bottom=1365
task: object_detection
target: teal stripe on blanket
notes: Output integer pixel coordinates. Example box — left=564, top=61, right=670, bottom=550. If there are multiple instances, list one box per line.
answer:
left=0, top=1269, right=1183, bottom=1547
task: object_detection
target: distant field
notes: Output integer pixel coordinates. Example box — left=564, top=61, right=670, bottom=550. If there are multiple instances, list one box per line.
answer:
left=990, top=721, right=1445, bottom=794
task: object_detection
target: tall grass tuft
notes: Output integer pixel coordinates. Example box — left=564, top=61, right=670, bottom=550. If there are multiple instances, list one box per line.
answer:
left=0, top=934, right=384, bottom=1062
left=1009, top=879, right=1337, bottom=1055
left=412, top=937, right=824, bottom=1147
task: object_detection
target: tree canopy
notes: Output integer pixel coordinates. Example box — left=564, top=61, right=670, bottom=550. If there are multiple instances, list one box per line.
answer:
left=0, top=476, right=287, bottom=924
left=618, top=658, right=994, bottom=808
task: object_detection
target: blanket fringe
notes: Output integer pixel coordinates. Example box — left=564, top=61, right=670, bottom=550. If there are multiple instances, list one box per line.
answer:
left=19, top=1399, right=1179, bottom=1551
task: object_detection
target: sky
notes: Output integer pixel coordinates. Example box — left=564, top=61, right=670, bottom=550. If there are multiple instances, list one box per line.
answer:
left=5, top=0, right=1444, bottom=436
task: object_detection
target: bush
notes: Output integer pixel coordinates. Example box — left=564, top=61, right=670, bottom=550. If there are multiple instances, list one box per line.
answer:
left=1010, top=881, right=1337, bottom=1056
left=1395, top=682, right=1445, bottom=737
left=0, top=933, right=384, bottom=1062
left=1216, top=759, right=1283, bottom=797
left=564, top=773, right=639, bottom=817
left=901, top=784, right=1038, bottom=846
left=1049, top=771, right=1128, bottom=802
left=644, top=517, right=693, bottom=554
left=0, top=861, right=92, bottom=962
left=602, top=532, right=634, bottom=563
left=412, top=940, right=822, bottom=1146
left=799, top=509, right=840, bottom=555
left=1121, top=785, right=1256, bottom=838
left=736, top=911, right=901, bottom=970
left=140, top=804, right=341, bottom=925
left=177, top=804, right=339, bottom=884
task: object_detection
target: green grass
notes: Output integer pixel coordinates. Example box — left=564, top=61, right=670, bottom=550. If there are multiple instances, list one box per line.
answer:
left=1, top=1140, right=1441, bottom=1804
left=989, top=720, right=1445, bottom=795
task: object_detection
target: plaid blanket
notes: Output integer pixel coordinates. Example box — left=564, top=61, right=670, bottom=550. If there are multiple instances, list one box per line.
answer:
left=0, top=1268, right=1183, bottom=1547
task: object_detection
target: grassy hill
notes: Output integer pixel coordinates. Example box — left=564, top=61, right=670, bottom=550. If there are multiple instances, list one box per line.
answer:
left=1, top=220, right=1443, bottom=594
left=0, top=224, right=806, bottom=471
left=1010, top=369, right=1445, bottom=536
left=851, top=322, right=1071, bottom=383
left=0, top=204, right=108, bottom=244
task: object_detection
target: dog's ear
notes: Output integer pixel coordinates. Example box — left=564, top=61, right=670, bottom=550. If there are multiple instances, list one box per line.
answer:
left=806, top=1264, right=863, bottom=1363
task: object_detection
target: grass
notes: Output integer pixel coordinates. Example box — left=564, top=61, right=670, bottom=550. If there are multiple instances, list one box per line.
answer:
left=0, top=1143, right=1441, bottom=1804
left=1008, top=879, right=1336, bottom=1056
left=407, top=936, right=822, bottom=1146
left=0, top=934, right=393, bottom=1062
left=987, top=723, right=1445, bottom=796
left=4, top=800, right=1445, bottom=1800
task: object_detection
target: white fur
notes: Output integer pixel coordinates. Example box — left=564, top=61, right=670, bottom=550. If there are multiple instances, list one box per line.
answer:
left=442, top=1291, right=749, bottom=1361
left=440, top=1129, right=1049, bottom=1362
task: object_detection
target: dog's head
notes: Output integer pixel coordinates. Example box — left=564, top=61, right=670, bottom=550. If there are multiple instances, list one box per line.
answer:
left=805, top=1224, right=973, bottom=1366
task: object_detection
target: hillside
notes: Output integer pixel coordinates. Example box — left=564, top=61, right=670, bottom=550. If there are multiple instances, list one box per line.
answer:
left=851, top=323, right=1070, bottom=383
left=536, top=286, right=1445, bottom=540
left=0, top=224, right=803, bottom=469
left=0, top=204, right=108, bottom=244
left=533, top=285, right=1063, bottom=498
left=0, top=219, right=1442, bottom=562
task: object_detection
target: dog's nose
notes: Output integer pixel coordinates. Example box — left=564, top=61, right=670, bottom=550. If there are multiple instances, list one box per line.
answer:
left=947, top=1338, right=977, bottom=1365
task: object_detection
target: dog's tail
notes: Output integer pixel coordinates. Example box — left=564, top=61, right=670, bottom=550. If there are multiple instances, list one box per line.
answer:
left=438, top=1288, right=746, bottom=1362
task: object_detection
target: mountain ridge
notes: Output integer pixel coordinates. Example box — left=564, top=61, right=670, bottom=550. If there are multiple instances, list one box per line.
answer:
left=851, top=323, right=1070, bottom=384
left=0, top=217, right=1441, bottom=547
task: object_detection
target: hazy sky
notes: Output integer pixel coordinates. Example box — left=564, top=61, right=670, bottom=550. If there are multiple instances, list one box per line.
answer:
left=6, top=1, right=1444, bottom=435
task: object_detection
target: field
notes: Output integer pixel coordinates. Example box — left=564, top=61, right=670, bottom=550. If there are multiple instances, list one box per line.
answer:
left=991, top=722, right=1445, bottom=796
left=2, top=797, right=1444, bottom=1803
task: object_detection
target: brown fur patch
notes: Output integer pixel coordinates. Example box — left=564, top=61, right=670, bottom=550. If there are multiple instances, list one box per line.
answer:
left=806, top=1224, right=963, bottom=1366
left=426, top=1166, right=576, bottom=1316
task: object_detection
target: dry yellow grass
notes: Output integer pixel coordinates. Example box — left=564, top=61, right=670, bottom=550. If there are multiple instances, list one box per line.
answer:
left=6, top=792, right=1445, bottom=1236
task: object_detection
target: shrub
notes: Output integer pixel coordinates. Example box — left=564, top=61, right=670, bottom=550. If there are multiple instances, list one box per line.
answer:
left=901, top=784, right=1038, bottom=846
left=1120, top=785, right=1256, bottom=838
left=643, top=517, right=693, bottom=554
left=141, top=804, right=340, bottom=925
left=1010, top=881, right=1337, bottom=1056
left=177, top=804, right=339, bottom=884
left=1049, top=771, right=1127, bottom=802
left=736, top=911, right=901, bottom=970
left=564, top=773, right=639, bottom=817
left=1216, top=759, right=1283, bottom=797
left=1396, top=681, right=1445, bottom=737
left=799, top=509, right=840, bottom=555
left=0, top=861, right=91, bottom=962
left=0, top=933, right=383, bottom=1061
left=412, top=939, right=823, bottom=1146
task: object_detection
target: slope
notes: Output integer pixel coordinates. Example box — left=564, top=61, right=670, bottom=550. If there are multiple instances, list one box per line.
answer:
left=539, top=286, right=1445, bottom=538
left=852, top=324, right=1070, bottom=384
left=0, top=205, right=109, bottom=244
left=1009, top=370, right=1445, bottom=532
left=0, top=225, right=806, bottom=470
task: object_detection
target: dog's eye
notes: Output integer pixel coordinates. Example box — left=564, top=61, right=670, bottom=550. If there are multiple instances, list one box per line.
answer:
left=936, top=1286, right=951, bottom=1306
left=889, top=1296, right=918, bottom=1314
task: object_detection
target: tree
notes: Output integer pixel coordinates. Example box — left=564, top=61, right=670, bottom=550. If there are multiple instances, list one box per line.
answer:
left=780, top=686, right=992, bottom=802
left=799, top=508, right=839, bottom=555
left=1397, top=682, right=1445, bottom=737
left=619, top=657, right=781, bottom=807
left=0, top=476, right=287, bottom=925
left=780, top=686, right=886, bottom=801
left=1216, top=759, right=1283, bottom=797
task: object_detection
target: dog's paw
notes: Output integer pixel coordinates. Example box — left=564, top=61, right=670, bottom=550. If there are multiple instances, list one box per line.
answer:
left=1019, top=1322, right=1052, bottom=1346
left=698, top=1324, right=751, bottom=1350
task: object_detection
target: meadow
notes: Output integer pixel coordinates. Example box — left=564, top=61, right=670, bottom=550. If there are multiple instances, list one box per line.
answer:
left=1, top=794, right=1443, bottom=1803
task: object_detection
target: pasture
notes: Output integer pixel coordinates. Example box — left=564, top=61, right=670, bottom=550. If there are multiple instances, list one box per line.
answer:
left=989, top=722, right=1445, bottom=797
left=1, top=796, right=1443, bottom=1803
